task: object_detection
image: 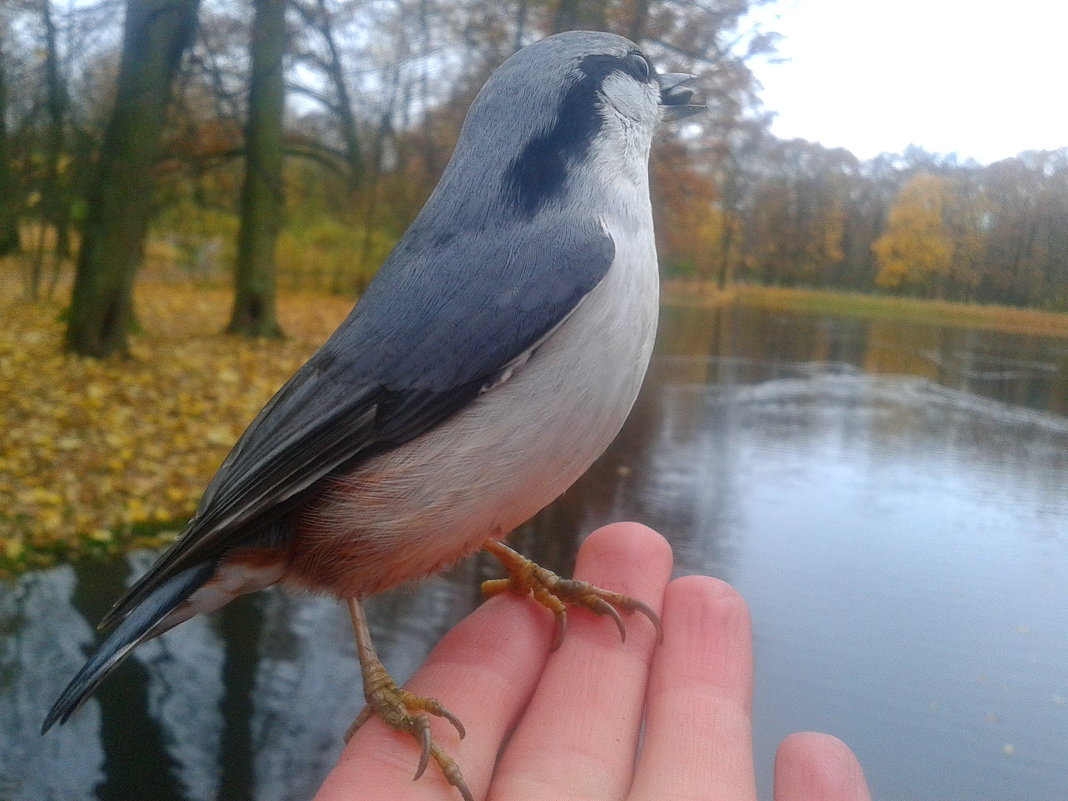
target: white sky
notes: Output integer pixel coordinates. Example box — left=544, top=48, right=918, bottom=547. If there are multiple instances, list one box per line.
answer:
left=743, top=0, right=1068, bottom=164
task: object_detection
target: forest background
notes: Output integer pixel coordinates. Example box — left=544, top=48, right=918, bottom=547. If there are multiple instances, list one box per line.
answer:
left=5, top=0, right=1068, bottom=335
left=2, top=0, right=1067, bottom=567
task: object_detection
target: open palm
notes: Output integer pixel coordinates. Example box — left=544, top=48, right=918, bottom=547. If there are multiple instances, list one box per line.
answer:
left=314, top=523, right=871, bottom=801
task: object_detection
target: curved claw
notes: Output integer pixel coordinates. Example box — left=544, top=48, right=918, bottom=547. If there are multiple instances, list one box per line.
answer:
left=587, top=595, right=627, bottom=642
left=413, top=719, right=432, bottom=780
left=344, top=705, right=373, bottom=742
left=550, top=609, right=569, bottom=651
left=438, top=703, right=466, bottom=740
left=629, top=596, right=664, bottom=643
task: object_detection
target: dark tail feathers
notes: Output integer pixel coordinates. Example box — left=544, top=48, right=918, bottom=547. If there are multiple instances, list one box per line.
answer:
left=41, top=560, right=215, bottom=733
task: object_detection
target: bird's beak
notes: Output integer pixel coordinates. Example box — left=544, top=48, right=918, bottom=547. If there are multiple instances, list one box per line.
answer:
left=658, top=73, right=703, bottom=120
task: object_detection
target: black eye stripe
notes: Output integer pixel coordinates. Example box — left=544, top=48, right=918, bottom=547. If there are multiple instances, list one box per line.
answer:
left=502, top=50, right=653, bottom=218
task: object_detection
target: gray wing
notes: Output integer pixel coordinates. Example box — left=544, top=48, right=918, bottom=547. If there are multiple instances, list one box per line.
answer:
left=103, top=214, right=614, bottom=626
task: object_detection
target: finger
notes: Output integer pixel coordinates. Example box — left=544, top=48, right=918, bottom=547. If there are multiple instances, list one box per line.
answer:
left=313, top=590, right=555, bottom=801
left=629, top=575, right=756, bottom=801
left=774, top=732, right=873, bottom=801
left=488, top=523, right=674, bottom=801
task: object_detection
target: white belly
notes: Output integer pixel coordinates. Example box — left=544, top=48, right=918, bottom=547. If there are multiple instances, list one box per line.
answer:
left=288, top=224, right=659, bottom=597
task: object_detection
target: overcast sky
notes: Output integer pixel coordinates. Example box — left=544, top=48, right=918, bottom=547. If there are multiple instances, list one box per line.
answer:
left=742, top=0, right=1067, bottom=164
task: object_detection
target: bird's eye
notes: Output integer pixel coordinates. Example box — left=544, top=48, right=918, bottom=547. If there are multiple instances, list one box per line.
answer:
left=626, top=53, right=651, bottom=82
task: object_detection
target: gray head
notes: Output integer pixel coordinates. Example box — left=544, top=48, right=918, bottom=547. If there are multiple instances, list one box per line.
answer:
left=423, top=31, right=697, bottom=225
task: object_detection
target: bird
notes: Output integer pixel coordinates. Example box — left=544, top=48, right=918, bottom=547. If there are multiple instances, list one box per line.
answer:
left=43, top=30, right=700, bottom=800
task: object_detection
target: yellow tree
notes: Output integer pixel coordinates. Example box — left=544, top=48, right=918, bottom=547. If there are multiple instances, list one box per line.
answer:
left=872, top=173, right=955, bottom=296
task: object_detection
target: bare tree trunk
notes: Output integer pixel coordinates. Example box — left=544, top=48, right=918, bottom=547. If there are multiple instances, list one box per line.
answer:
left=42, top=0, right=69, bottom=260
left=29, top=0, right=67, bottom=300
left=628, top=0, right=651, bottom=42
left=316, top=0, right=361, bottom=188
left=552, top=0, right=576, bottom=33
left=552, top=0, right=606, bottom=33
left=514, top=0, right=528, bottom=48
left=356, top=111, right=392, bottom=290
left=0, top=40, right=19, bottom=257
left=228, top=0, right=285, bottom=337
left=716, top=158, right=741, bottom=289
left=291, top=0, right=363, bottom=189
left=64, top=0, right=200, bottom=357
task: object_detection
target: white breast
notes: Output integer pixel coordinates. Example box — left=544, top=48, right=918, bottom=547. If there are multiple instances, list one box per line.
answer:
left=289, top=208, right=660, bottom=598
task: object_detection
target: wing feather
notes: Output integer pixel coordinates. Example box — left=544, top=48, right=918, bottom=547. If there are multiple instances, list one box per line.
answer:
left=103, top=213, right=614, bottom=627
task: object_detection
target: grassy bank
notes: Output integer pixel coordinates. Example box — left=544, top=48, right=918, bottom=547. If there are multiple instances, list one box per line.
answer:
left=665, top=282, right=1068, bottom=339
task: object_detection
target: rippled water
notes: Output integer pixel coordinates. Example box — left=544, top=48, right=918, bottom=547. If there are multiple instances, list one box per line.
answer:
left=3, top=300, right=1067, bottom=800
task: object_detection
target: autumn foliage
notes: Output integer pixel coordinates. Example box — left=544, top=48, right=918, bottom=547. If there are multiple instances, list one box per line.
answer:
left=873, top=175, right=958, bottom=293
left=0, top=281, right=352, bottom=572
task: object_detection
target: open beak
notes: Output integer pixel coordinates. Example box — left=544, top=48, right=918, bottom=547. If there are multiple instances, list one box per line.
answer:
left=658, top=73, right=703, bottom=120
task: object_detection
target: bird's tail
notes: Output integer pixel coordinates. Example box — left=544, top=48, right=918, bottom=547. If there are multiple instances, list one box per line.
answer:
left=41, top=560, right=215, bottom=733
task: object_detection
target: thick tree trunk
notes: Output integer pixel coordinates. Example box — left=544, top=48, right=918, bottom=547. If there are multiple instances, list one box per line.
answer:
left=64, top=0, right=200, bottom=357
left=228, top=0, right=285, bottom=338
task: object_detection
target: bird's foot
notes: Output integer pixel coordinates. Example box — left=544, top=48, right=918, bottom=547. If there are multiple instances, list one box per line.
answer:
left=481, top=539, right=663, bottom=650
left=346, top=600, right=472, bottom=801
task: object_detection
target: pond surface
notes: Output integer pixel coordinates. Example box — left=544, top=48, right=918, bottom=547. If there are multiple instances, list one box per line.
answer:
left=3, top=299, right=1067, bottom=801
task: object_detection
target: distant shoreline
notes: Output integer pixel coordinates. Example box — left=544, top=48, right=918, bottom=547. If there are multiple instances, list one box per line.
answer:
left=663, top=282, right=1068, bottom=339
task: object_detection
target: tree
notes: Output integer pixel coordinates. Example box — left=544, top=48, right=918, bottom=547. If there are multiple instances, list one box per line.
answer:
left=64, top=0, right=201, bottom=357
left=837, top=154, right=901, bottom=290
left=741, top=139, right=852, bottom=287
left=708, top=117, right=767, bottom=289
left=27, top=0, right=70, bottom=299
left=872, top=174, right=955, bottom=296
left=0, top=30, right=20, bottom=257
left=978, top=151, right=1068, bottom=308
left=552, top=0, right=607, bottom=33
left=290, top=0, right=363, bottom=189
left=228, top=0, right=286, bottom=337
left=651, top=137, right=721, bottom=278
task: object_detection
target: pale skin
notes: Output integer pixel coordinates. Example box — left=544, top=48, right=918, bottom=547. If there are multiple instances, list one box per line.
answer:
left=314, top=523, right=873, bottom=801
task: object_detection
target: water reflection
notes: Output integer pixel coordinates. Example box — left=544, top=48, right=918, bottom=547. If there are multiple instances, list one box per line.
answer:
left=3, top=300, right=1067, bottom=800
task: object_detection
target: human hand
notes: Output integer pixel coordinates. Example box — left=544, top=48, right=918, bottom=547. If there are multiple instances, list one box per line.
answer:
left=314, top=522, right=872, bottom=801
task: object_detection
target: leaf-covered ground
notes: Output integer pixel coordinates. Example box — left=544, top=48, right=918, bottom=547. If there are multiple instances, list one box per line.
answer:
left=1, top=282, right=354, bottom=574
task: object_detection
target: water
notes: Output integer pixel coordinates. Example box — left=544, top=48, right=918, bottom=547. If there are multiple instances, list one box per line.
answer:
left=2, top=300, right=1067, bottom=801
